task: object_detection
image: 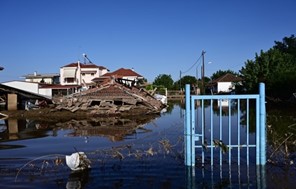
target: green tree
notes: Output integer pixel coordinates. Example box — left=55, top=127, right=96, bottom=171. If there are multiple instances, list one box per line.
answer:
left=240, top=35, right=296, bottom=100
left=211, top=69, right=239, bottom=80
left=274, top=34, right=296, bottom=59
left=137, top=78, right=147, bottom=86
left=152, top=74, right=174, bottom=89
left=173, top=75, right=197, bottom=90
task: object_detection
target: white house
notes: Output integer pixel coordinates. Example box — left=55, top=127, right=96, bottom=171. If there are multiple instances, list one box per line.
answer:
left=1, top=61, right=109, bottom=100
left=208, top=73, right=242, bottom=94
left=22, top=72, right=60, bottom=84
left=60, top=62, right=109, bottom=88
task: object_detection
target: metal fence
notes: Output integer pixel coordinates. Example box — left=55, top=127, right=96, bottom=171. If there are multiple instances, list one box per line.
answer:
left=184, top=83, right=266, bottom=167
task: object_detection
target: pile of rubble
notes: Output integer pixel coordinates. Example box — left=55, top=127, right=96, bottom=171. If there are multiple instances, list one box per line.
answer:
left=53, top=79, right=166, bottom=116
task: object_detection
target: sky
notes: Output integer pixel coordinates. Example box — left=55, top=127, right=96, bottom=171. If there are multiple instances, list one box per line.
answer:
left=0, top=0, right=295, bottom=83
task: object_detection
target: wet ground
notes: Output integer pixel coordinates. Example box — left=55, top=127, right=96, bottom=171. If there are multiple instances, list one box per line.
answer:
left=1, top=107, right=161, bottom=122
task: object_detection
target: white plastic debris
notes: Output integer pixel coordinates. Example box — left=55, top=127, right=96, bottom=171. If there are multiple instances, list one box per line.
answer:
left=65, top=152, right=91, bottom=171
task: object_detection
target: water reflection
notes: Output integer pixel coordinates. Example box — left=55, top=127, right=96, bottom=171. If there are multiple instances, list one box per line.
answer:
left=0, top=101, right=295, bottom=188
left=66, top=169, right=90, bottom=189
left=57, top=117, right=155, bottom=141
left=0, top=115, right=159, bottom=146
left=185, top=164, right=265, bottom=188
left=0, top=119, right=50, bottom=144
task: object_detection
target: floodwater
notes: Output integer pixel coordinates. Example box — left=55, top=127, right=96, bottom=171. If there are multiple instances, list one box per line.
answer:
left=0, top=101, right=295, bottom=188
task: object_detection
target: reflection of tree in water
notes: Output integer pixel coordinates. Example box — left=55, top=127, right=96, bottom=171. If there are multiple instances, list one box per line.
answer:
left=239, top=101, right=257, bottom=133
left=267, top=112, right=296, bottom=166
left=265, top=109, right=296, bottom=188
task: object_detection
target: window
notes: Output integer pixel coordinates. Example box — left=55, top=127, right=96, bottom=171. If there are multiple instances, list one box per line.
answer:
left=65, top=78, right=75, bottom=83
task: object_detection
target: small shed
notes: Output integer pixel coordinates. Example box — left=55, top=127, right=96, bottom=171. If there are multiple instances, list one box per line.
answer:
left=208, top=73, right=242, bottom=94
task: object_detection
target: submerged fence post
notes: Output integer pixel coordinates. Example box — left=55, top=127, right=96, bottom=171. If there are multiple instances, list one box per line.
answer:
left=259, top=83, right=266, bottom=165
left=185, top=84, right=193, bottom=166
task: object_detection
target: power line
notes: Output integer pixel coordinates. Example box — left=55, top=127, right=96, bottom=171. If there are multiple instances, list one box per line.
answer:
left=179, top=51, right=205, bottom=90
left=181, top=53, right=203, bottom=74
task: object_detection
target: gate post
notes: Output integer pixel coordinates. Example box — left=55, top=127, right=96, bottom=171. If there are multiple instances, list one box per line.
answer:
left=185, top=84, right=193, bottom=166
left=259, top=83, right=266, bottom=165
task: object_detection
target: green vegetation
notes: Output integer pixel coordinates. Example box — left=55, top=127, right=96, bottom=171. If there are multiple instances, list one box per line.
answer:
left=240, top=35, right=296, bottom=100
left=211, top=69, right=239, bottom=80
left=173, top=75, right=198, bottom=90
left=151, top=34, right=296, bottom=102
left=152, top=74, right=174, bottom=89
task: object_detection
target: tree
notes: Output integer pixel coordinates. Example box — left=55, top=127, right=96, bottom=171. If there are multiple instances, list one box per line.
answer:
left=240, top=59, right=260, bottom=93
left=137, top=78, right=147, bottom=86
left=173, top=75, right=197, bottom=90
left=240, top=35, right=296, bottom=100
left=152, top=74, right=174, bottom=89
left=274, top=34, right=296, bottom=59
left=211, top=69, right=239, bottom=80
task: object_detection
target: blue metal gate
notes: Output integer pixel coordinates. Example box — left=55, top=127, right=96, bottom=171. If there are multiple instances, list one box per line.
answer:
left=184, top=83, right=266, bottom=167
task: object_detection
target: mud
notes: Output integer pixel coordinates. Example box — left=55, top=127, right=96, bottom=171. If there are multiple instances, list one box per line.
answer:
left=0, top=107, right=160, bottom=123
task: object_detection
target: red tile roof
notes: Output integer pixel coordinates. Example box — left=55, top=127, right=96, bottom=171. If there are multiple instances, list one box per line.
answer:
left=62, top=62, right=107, bottom=70
left=103, top=68, right=143, bottom=77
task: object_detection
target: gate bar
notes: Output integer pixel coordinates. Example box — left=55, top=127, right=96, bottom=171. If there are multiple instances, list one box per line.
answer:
left=184, top=83, right=266, bottom=167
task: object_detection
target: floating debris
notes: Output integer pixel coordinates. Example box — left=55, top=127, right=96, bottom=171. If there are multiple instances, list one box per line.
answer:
left=159, top=139, right=172, bottom=154
left=213, top=139, right=228, bottom=153
left=146, top=147, right=156, bottom=156
left=202, top=143, right=208, bottom=152
left=65, top=152, right=91, bottom=171
left=112, top=150, right=124, bottom=160
left=0, top=112, right=8, bottom=119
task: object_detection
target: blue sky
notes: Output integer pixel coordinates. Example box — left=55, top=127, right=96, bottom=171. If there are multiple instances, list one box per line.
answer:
left=0, top=0, right=295, bottom=83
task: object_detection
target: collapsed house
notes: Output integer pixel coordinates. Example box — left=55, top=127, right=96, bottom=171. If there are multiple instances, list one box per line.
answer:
left=53, top=78, right=166, bottom=116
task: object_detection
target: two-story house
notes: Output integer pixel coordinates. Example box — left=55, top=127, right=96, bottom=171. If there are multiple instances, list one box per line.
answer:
left=14, top=62, right=109, bottom=97
left=60, top=62, right=109, bottom=88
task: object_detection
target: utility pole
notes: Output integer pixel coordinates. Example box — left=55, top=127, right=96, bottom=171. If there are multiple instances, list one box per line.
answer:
left=201, top=50, right=206, bottom=94
left=179, top=70, right=182, bottom=91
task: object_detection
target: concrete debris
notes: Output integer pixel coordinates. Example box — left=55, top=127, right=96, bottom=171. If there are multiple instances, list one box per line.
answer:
left=53, top=79, right=166, bottom=115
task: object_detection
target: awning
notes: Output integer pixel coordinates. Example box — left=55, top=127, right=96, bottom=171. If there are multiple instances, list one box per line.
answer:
left=81, top=70, right=97, bottom=74
left=63, top=69, right=76, bottom=78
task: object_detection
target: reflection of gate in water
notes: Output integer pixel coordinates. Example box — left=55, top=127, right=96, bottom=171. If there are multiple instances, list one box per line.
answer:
left=184, top=83, right=267, bottom=188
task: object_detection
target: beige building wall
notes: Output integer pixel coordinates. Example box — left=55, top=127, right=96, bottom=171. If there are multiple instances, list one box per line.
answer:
left=7, top=93, right=17, bottom=111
